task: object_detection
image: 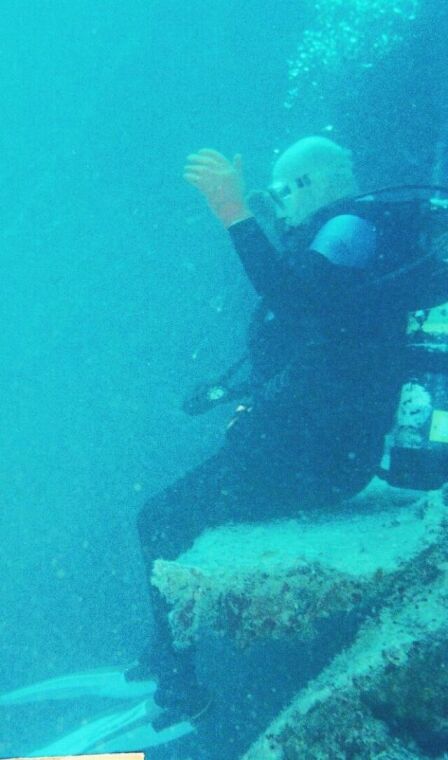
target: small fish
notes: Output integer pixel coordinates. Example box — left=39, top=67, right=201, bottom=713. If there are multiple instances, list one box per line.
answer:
left=0, top=667, right=156, bottom=704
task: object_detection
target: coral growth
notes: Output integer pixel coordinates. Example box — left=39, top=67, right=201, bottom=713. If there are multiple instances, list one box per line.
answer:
left=151, top=483, right=448, bottom=758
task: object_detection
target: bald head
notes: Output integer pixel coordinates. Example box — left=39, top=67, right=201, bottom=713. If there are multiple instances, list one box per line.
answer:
left=271, top=136, right=358, bottom=226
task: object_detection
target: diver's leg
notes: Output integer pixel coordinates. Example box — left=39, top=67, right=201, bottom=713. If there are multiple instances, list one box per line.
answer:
left=129, top=409, right=349, bottom=719
left=128, top=448, right=249, bottom=719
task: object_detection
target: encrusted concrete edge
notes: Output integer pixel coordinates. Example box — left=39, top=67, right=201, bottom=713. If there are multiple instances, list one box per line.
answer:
left=241, top=510, right=448, bottom=759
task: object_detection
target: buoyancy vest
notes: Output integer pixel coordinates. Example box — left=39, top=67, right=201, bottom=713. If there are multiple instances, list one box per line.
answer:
left=248, top=187, right=448, bottom=395
left=279, top=185, right=448, bottom=310
left=183, top=186, right=448, bottom=416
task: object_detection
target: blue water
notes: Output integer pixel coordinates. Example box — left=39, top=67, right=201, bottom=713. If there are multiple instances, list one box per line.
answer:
left=0, top=1, right=447, bottom=757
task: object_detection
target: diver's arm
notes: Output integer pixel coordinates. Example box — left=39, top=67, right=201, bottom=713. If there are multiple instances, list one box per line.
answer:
left=229, top=216, right=339, bottom=312
left=229, top=214, right=377, bottom=313
left=183, top=149, right=375, bottom=311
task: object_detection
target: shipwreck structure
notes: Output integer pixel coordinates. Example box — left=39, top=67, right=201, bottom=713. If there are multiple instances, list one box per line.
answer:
left=152, top=480, right=448, bottom=759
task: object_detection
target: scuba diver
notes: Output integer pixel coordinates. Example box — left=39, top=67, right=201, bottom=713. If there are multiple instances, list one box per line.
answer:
left=125, top=135, right=448, bottom=729
left=2, top=138, right=447, bottom=754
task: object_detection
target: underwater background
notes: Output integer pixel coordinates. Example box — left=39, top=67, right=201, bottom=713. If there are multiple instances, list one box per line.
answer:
left=0, top=0, right=448, bottom=757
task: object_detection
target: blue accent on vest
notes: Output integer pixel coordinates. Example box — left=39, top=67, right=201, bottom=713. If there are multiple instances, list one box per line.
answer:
left=310, top=214, right=377, bottom=269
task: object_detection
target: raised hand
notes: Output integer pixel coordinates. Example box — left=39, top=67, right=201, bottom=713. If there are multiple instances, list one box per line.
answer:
left=184, top=148, right=251, bottom=227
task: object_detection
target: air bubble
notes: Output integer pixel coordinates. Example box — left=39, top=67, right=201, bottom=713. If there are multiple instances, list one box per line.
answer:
left=286, top=0, right=420, bottom=108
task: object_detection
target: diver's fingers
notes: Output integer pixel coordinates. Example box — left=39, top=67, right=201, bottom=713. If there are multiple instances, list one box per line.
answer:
left=186, top=153, right=219, bottom=168
left=196, top=148, right=230, bottom=166
left=183, top=171, right=204, bottom=187
left=186, top=152, right=222, bottom=169
left=183, top=149, right=242, bottom=195
left=183, top=162, right=217, bottom=180
left=184, top=157, right=224, bottom=180
left=184, top=157, right=217, bottom=178
left=183, top=156, right=225, bottom=187
left=183, top=167, right=218, bottom=189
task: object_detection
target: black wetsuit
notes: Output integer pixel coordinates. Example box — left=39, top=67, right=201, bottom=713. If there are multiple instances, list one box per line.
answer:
left=132, top=214, right=408, bottom=703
